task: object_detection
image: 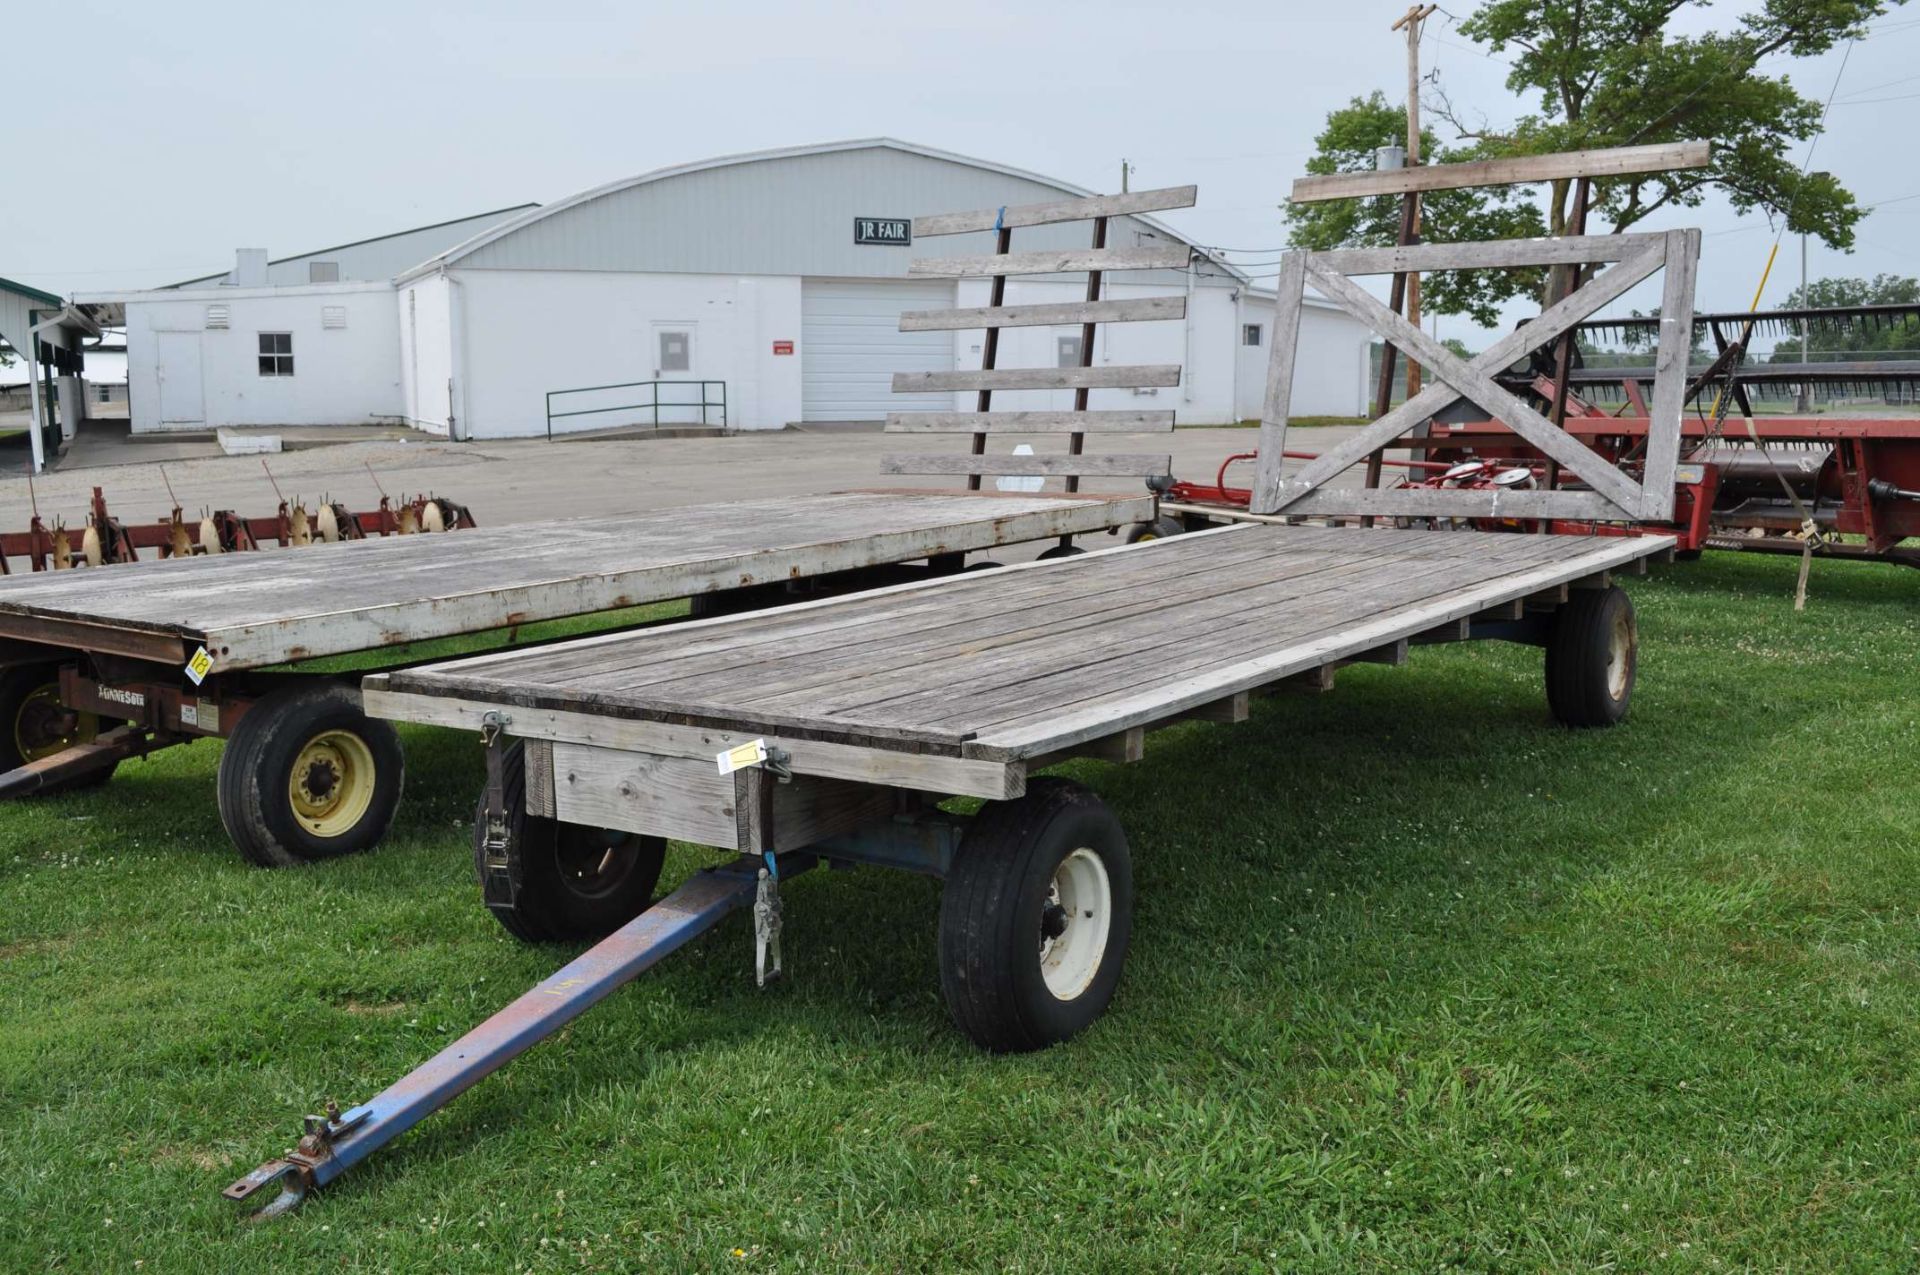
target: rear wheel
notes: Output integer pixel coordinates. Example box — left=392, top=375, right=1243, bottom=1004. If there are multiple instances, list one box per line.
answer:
left=472, top=741, right=667, bottom=943
left=217, top=681, right=404, bottom=866
left=0, top=664, right=113, bottom=789
left=1545, top=586, right=1637, bottom=728
left=937, top=778, right=1134, bottom=1052
left=1037, top=543, right=1085, bottom=560
left=1124, top=517, right=1185, bottom=544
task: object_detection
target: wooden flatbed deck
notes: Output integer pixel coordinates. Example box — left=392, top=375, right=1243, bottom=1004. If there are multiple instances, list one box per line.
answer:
left=0, top=490, right=1149, bottom=670
left=368, top=525, right=1673, bottom=808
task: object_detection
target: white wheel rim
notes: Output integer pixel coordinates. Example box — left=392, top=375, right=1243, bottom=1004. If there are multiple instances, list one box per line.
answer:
left=1038, top=847, right=1113, bottom=1001
left=1606, top=607, right=1633, bottom=701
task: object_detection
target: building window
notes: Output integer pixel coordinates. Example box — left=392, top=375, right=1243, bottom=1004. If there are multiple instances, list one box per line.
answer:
left=1056, top=334, right=1084, bottom=367
left=309, top=261, right=340, bottom=283
left=1243, top=323, right=1263, bottom=347
left=258, top=332, right=294, bottom=376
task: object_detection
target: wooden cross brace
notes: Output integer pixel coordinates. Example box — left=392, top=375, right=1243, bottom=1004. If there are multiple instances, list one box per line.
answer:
left=1251, top=229, right=1701, bottom=523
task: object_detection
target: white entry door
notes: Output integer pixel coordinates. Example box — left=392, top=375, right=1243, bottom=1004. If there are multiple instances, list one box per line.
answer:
left=155, top=331, right=205, bottom=425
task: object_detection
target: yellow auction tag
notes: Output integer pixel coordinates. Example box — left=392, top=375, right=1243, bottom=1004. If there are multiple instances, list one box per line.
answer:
left=716, top=739, right=769, bottom=775
left=185, top=646, right=215, bottom=686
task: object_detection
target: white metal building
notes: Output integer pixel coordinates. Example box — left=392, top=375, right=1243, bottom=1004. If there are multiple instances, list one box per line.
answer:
left=88, top=140, right=1374, bottom=440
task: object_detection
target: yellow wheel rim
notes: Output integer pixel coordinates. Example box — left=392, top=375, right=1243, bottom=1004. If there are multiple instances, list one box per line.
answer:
left=288, top=729, right=377, bottom=838
left=15, top=683, right=98, bottom=763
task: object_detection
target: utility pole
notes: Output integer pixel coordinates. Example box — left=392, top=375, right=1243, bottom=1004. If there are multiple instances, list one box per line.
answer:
left=1120, top=159, right=1133, bottom=193
left=1392, top=3, right=1436, bottom=397
left=1797, top=171, right=1829, bottom=414
left=1798, top=229, right=1810, bottom=413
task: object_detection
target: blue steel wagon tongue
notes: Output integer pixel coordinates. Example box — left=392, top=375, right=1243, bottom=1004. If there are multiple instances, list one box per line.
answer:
left=223, top=854, right=811, bottom=1220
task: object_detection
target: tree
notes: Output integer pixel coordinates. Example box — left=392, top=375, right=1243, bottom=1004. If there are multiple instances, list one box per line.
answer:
left=1287, top=93, right=1547, bottom=326
left=1767, top=273, right=1920, bottom=361
left=1287, top=0, right=1899, bottom=322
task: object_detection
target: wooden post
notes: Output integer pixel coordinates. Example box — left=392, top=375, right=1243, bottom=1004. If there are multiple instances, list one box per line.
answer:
left=1540, top=175, right=1591, bottom=519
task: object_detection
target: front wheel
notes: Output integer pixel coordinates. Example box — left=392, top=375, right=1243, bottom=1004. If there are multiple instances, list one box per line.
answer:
left=471, top=741, right=666, bottom=943
left=217, top=681, right=405, bottom=866
left=1545, top=585, right=1637, bottom=728
left=937, top=778, right=1134, bottom=1052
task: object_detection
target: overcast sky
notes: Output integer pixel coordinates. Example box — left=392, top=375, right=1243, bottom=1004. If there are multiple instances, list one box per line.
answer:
left=9, top=0, right=1919, bottom=346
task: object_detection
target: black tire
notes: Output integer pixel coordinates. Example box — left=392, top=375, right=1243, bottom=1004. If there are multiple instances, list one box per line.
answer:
left=1673, top=548, right=1704, bottom=562
left=0, top=664, right=115, bottom=791
left=1123, top=517, right=1186, bottom=544
left=216, top=681, right=405, bottom=867
left=938, top=778, right=1134, bottom=1053
left=1545, top=585, right=1637, bottom=728
left=471, top=741, right=667, bottom=943
left=964, top=558, right=1005, bottom=572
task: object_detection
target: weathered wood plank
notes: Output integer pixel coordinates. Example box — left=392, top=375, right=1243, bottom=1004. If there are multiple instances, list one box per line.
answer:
left=740, top=532, right=1557, bottom=728
left=553, top=746, right=738, bottom=847
left=907, top=245, right=1192, bottom=278
left=1274, top=487, right=1628, bottom=521
left=879, top=454, right=1171, bottom=478
left=885, top=410, right=1175, bottom=434
left=913, top=185, right=1198, bottom=236
left=1289, top=141, right=1710, bottom=204
left=867, top=534, right=1562, bottom=731
left=508, top=528, right=1280, bottom=697
left=523, top=738, right=556, bottom=818
left=910, top=536, right=1620, bottom=734
left=892, top=365, right=1180, bottom=393
left=899, top=296, right=1187, bottom=331
left=1174, top=691, right=1250, bottom=723
left=361, top=687, right=1024, bottom=800
left=550, top=742, right=899, bottom=852
left=962, top=536, right=1675, bottom=760
left=445, top=528, right=1549, bottom=726
left=1250, top=251, right=1310, bottom=515
left=1311, top=232, right=1664, bottom=276
left=400, top=525, right=1252, bottom=693
left=613, top=537, right=1399, bottom=709
left=1639, top=228, right=1701, bottom=520
left=1027, top=725, right=1144, bottom=770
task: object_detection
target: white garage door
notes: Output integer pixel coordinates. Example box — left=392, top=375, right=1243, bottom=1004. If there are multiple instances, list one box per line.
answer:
left=801, top=279, right=954, bottom=421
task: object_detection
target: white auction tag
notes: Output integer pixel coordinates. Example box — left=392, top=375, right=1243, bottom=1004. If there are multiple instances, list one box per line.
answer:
left=716, top=739, right=769, bottom=775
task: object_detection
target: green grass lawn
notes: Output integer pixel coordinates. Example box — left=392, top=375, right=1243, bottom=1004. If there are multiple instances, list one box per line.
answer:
left=1, top=552, right=1916, bottom=1271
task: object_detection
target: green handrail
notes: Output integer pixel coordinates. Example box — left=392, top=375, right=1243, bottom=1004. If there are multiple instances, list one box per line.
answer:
left=545, top=379, right=727, bottom=438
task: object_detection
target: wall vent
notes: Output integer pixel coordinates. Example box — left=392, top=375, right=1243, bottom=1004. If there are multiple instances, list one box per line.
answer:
left=205, top=305, right=230, bottom=329
left=322, top=305, right=347, bottom=330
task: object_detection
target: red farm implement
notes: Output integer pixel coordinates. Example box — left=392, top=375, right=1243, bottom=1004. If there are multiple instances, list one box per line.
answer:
left=1, top=485, right=476, bottom=574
